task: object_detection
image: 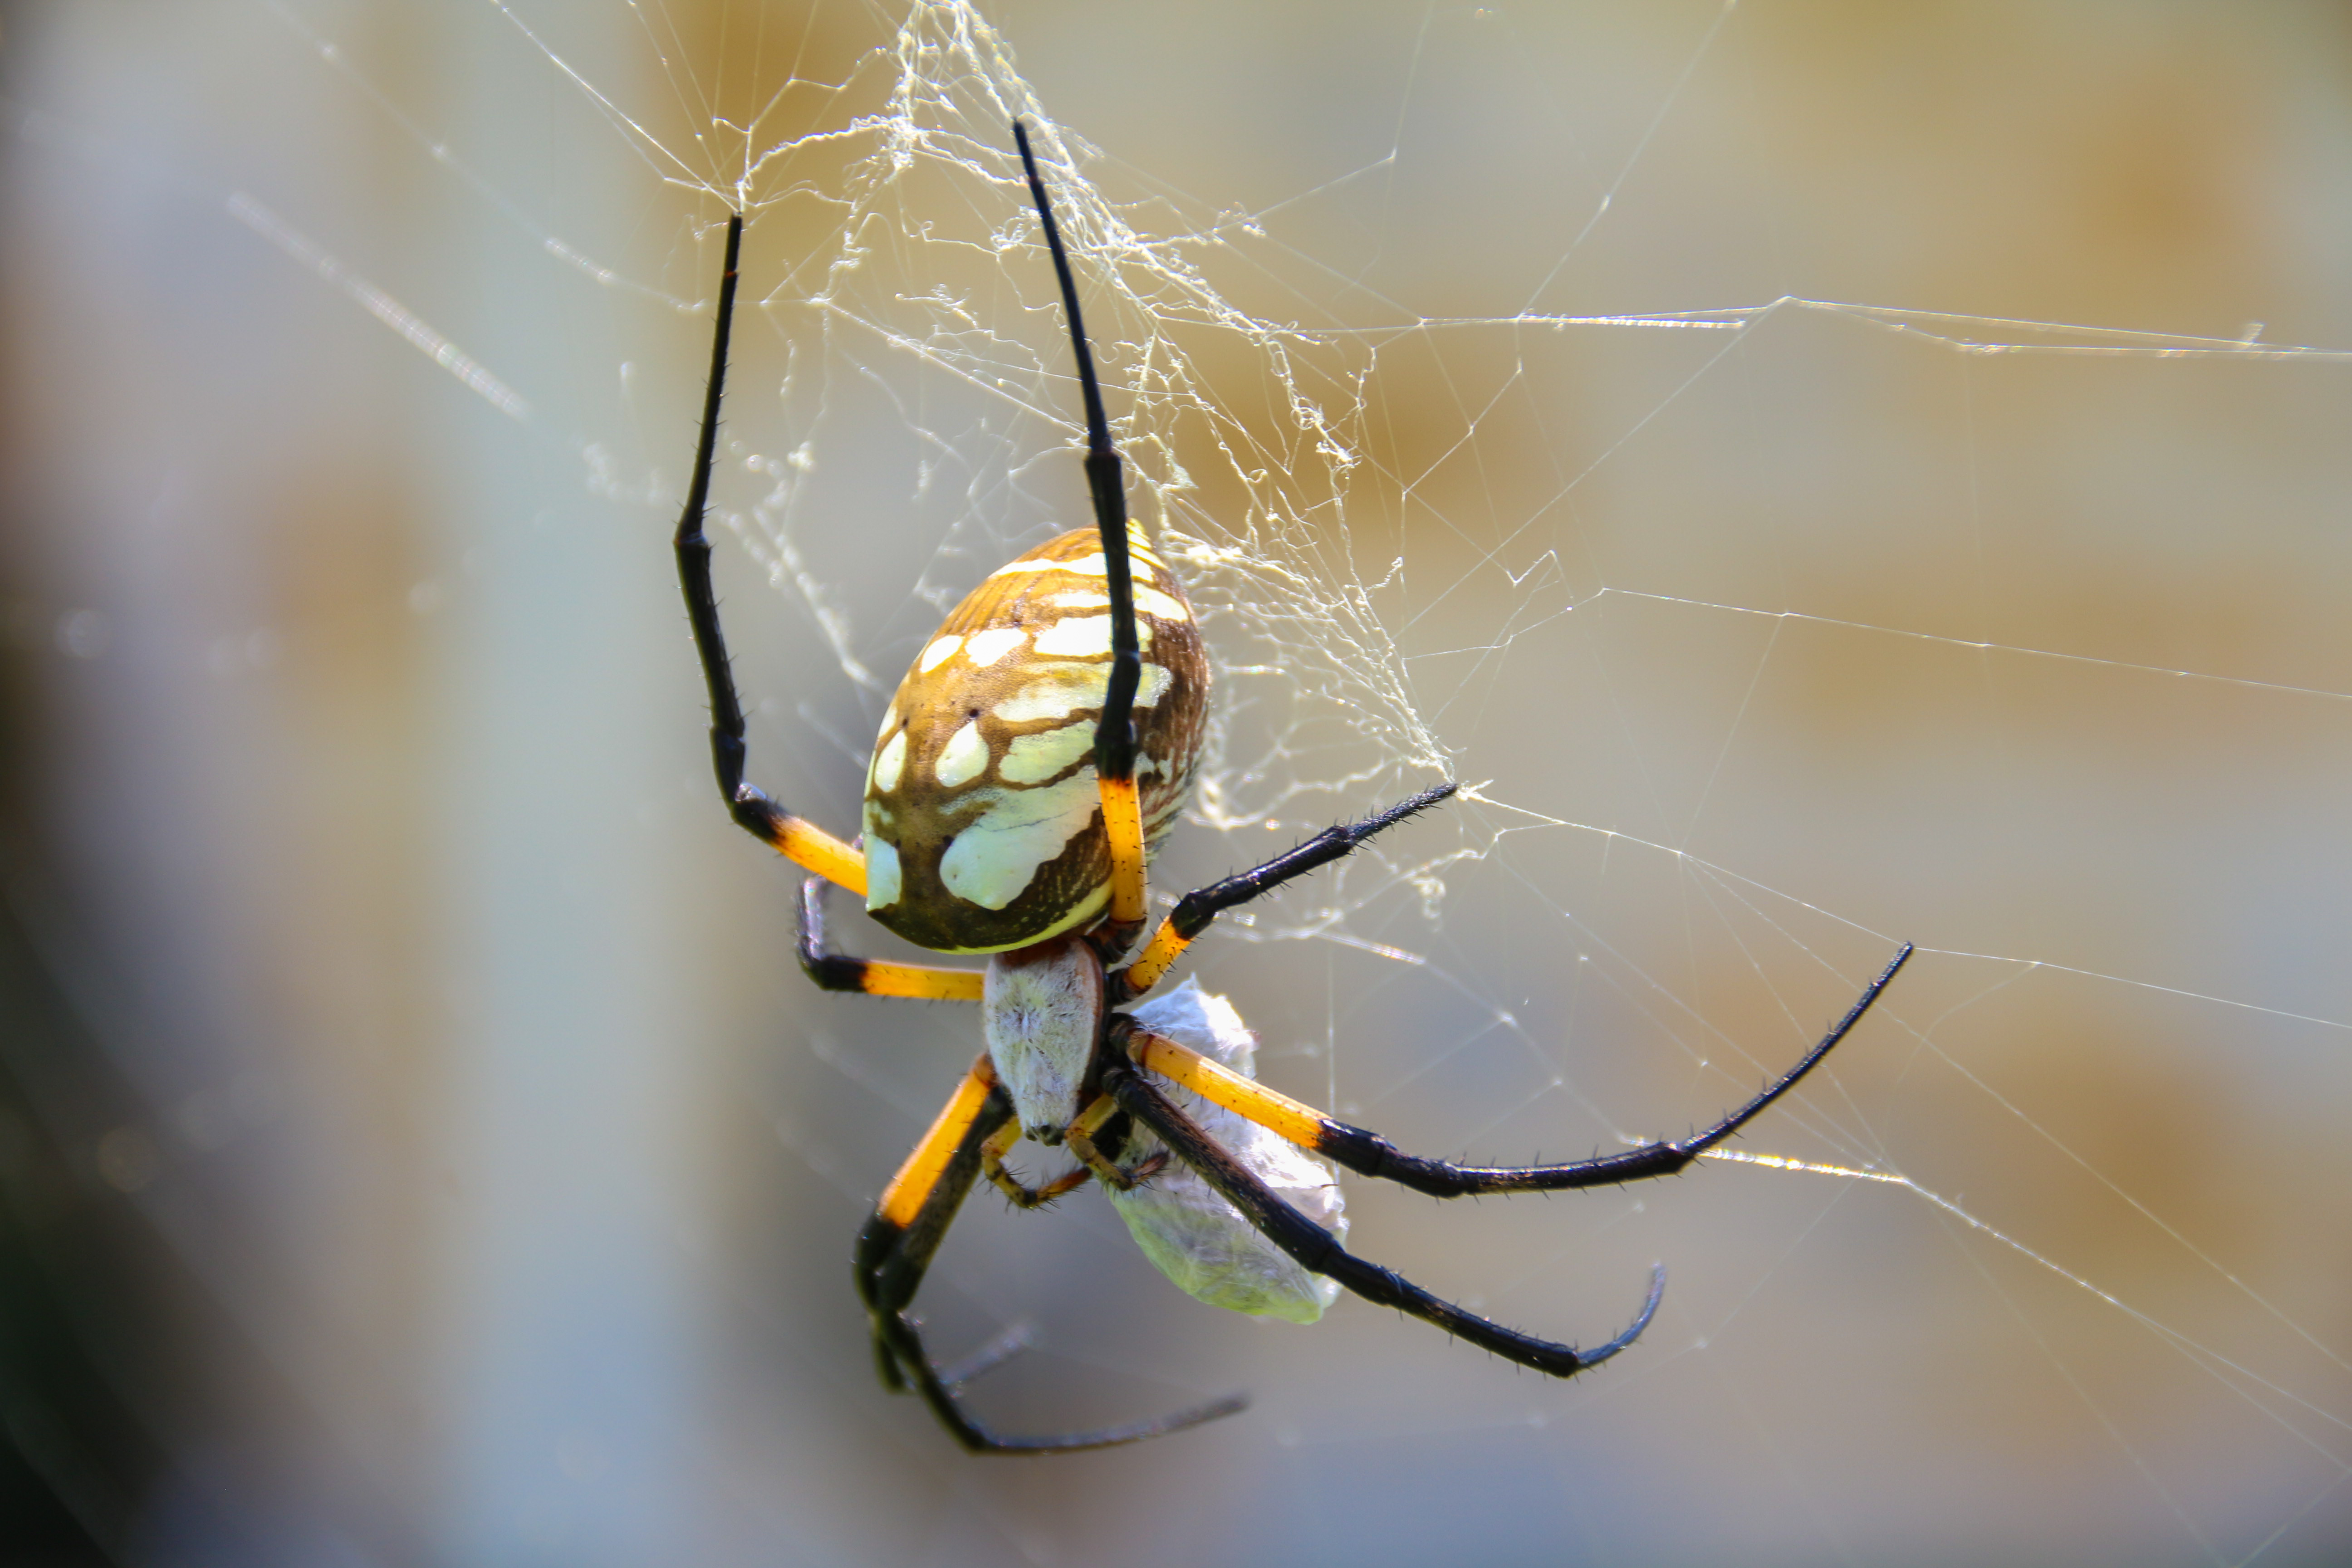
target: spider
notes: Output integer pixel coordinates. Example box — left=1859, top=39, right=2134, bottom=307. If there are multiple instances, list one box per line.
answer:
left=671, top=121, right=1912, bottom=1454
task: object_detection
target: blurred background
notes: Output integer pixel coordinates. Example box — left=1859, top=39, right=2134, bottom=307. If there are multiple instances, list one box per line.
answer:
left=3, top=1, right=2351, bottom=1564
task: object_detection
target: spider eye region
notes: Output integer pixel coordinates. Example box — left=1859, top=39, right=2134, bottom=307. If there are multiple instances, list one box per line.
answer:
left=860, top=525, right=1209, bottom=955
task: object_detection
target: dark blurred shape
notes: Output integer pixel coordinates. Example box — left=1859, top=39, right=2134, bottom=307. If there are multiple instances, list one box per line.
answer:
left=0, top=865, right=171, bottom=1561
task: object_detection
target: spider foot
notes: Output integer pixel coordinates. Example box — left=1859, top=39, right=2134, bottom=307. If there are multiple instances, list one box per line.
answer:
left=882, top=1309, right=1246, bottom=1454
left=936, top=1322, right=1035, bottom=1388
left=1574, top=1264, right=1666, bottom=1368
left=1090, top=1150, right=1169, bottom=1192
left=983, top=1147, right=1092, bottom=1210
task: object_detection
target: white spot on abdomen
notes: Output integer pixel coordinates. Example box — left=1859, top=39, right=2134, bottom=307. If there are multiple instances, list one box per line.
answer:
left=940, top=773, right=1098, bottom=909
left=864, top=837, right=903, bottom=911
left=992, top=552, right=1111, bottom=579
left=919, top=634, right=963, bottom=673
left=1000, top=721, right=1095, bottom=784
left=991, top=662, right=1172, bottom=725
left=1136, top=585, right=1188, bottom=621
left=934, top=719, right=990, bottom=789
left=963, top=627, right=1027, bottom=666
left=1045, top=586, right=1190, bottom=622
left=1033, top=614, right=1152, bottom=657
left=869, top=729, right=907, bottom=794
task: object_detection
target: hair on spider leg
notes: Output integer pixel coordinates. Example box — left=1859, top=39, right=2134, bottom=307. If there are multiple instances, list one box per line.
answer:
left=667, top=121, right=1912, bottom=1454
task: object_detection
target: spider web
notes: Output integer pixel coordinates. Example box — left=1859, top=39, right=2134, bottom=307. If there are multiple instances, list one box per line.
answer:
left=6, top=1, right=2351, bottom=1565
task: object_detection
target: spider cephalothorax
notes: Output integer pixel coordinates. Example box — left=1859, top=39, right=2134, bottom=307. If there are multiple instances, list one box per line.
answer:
left=671, top=119, right=1911, bottom=1454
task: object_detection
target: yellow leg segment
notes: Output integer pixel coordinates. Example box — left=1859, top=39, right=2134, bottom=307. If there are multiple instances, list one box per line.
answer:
left=980, top=1120, right=1091, bottom=1208
left=1064, top=1093, right=1165, bottom=1191
left=1098, top=775, right=1147, bottom=926
left=772, top=814, right=867, bottom=896
left=1118, top=918, right=1191, bottom=997
left=843, top=964, right=985, bottom=1002
left=797, top=874, right=977, bottom=999
left=878, top=1056, right=1000, bottom=1229
left=1125, top=1029, right=1329, bottom=1152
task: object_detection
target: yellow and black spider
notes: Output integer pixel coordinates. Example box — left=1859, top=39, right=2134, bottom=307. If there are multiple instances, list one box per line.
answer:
left=672, top=121, right=1912, bottom=1455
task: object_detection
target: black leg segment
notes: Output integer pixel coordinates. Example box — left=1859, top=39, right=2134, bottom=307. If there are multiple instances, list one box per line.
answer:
left=1117, top=783, right=1458, bottom=996
left=670, top=212, right=866, bottom=890
left=1312, top=944, right=1913, bottom=1198
left=1011, top=120, right=1141, bottom=793
left=854, top=1073, right=1243, bottom=1453
left=1105, top=1065, right=1664, bottom=1378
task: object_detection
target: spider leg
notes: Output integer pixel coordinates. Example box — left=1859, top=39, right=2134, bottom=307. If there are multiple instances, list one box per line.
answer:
left=931, top=1322, right=1035, bottom=1388
left=1014, top=121, right=1150, bottom=952
left=1116, top=784, right=1458, bottom=997
left=672, top=211, right=865, bottom=894
left=1103, top=1065, right=1664, bottom=1377
left=977, top=1118, right=1093, bottom=1209
left=854, top=1055, right=1245, bottom=1453
left=1119, top=944, right=1912, bottom=1196
left=798, top=878, right=984, bottom=1001
left=1064, top=1093, right=1168, bottom=1191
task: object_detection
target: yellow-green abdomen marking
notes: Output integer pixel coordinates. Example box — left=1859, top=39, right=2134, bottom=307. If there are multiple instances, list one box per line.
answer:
left=860, top=524, right=1209, bottom=954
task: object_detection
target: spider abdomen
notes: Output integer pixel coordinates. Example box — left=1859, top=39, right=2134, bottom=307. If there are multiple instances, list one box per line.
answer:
left=861, top=523, right=1209, bottom=954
